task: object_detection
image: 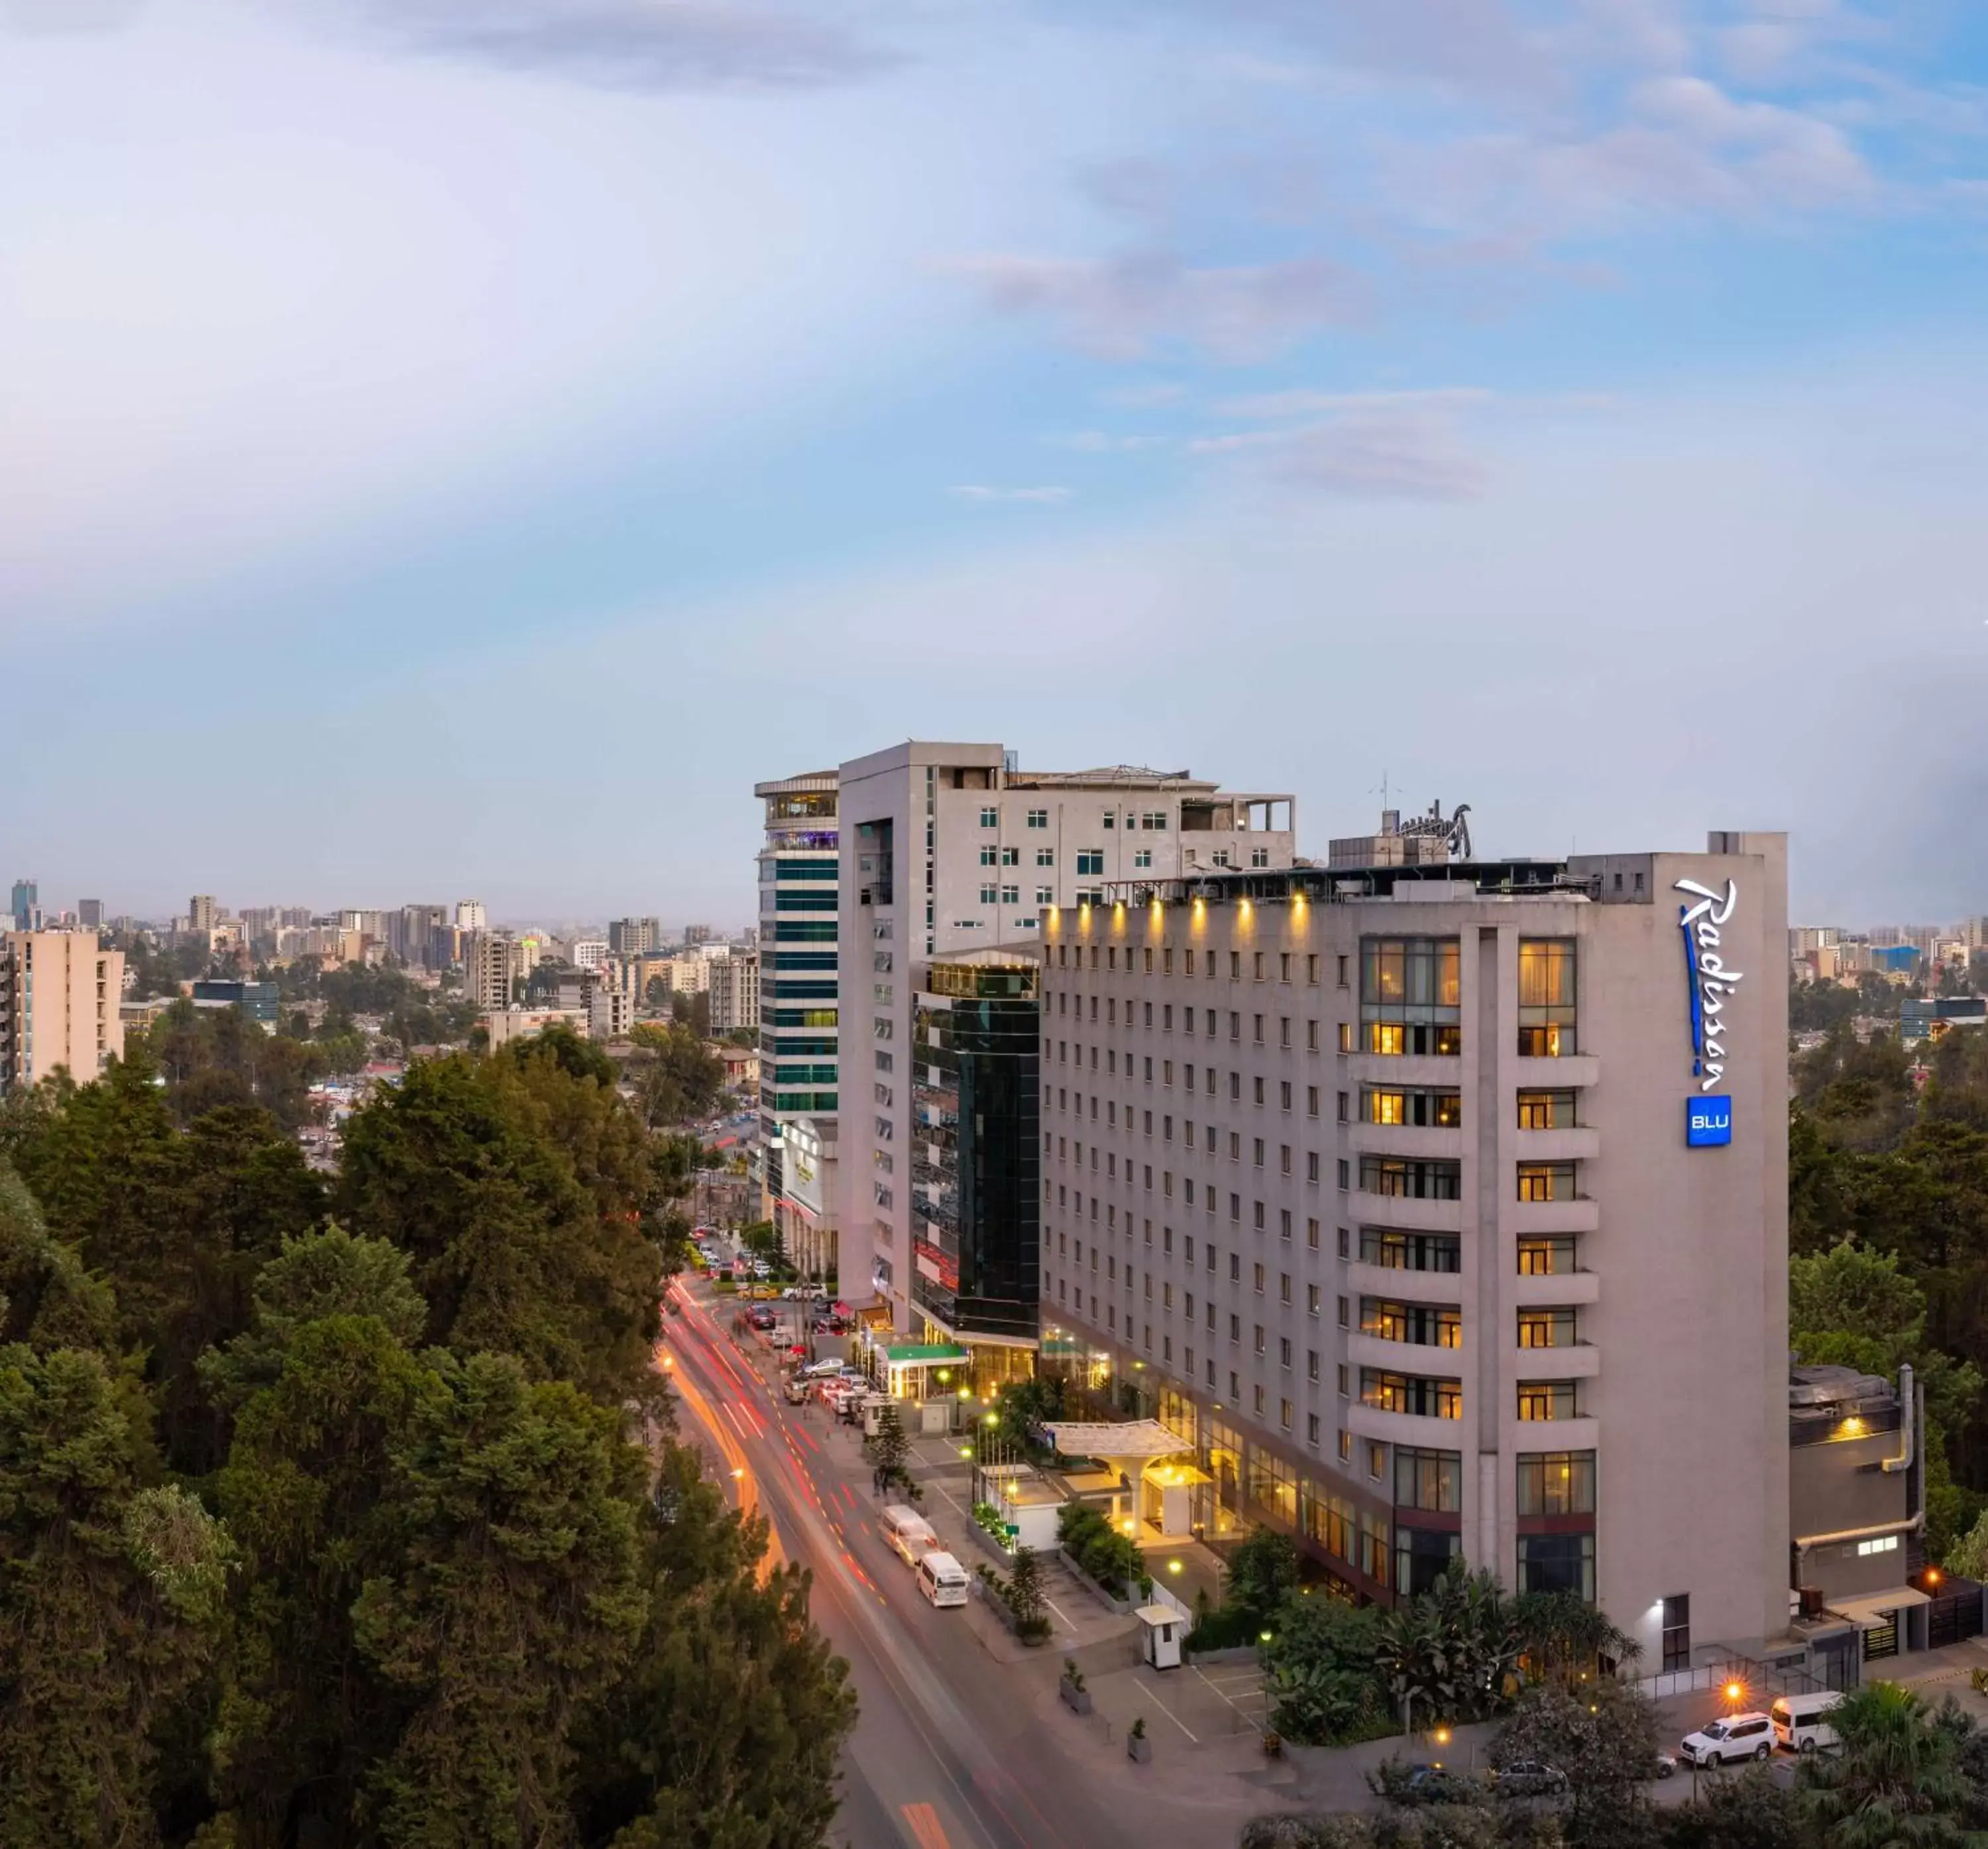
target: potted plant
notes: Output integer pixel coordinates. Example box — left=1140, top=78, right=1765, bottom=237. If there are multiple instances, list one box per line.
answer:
left=1060, top=1658, right=1093, bottom=1716
left=1127, top=1716, right=1151, bottom=1763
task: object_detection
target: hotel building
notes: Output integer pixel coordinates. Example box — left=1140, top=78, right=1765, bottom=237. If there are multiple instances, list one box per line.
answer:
left=756, top=770, right=842, bottom=1279
left=1035, top=831, right=1789, bottom=1657
left=836, top=740, right=1295, bottom=1372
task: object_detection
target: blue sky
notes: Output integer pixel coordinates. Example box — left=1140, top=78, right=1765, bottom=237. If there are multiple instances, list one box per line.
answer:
left=7, top=0, right=1988, bottom=926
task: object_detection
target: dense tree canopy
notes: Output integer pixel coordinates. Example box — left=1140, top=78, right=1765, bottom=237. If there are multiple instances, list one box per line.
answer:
left=0, top=1034, right=854, bottom=1847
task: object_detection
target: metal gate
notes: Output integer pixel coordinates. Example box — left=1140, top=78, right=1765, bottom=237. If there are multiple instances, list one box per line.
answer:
left=1864, top=1614, right=1899, bottom=1663
left=1926, top=1589, right=1984, bottom=1651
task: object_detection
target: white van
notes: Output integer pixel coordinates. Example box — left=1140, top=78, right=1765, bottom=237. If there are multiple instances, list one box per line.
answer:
left=1772, top=1691, right=1845, bottom=1755
left=881, top=1505, right=938, bottom=1564
left=916, top=1550, right=969, bottom=1608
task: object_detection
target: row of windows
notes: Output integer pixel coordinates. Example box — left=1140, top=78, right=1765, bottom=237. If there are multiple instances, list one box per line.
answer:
left=989, top=806, right=1174, bottom=830
left=1390, top=1446, right=1594, bottom=1517
left=1055, top=943, right=1335, bottom=982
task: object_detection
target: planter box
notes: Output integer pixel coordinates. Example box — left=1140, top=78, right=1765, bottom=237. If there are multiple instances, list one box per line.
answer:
left=1127, top=1733, right=1152, bottom=1764
left=1060, top=1681, right=1093, bottom=1716
left=1184, top=1644, right=1260, bottom=1667
left=1058, top=1549, right=1135, bottom=1615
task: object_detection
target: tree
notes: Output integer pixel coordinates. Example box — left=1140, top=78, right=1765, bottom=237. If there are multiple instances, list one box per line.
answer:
left=571, top=1445, right=856, bottom=1849
left=1489, top=1680, right=1659, bottom=1849
left=336, top=1054, right=659, bottom=1402
left=350, top=1353, right=649, bottom=1845
left=1510, top=1589, right=1640, bottom=1689
left=1377, top=1566, right=1521, bottom=1726
left=1007, top=1546, right=1047, bottom=1629
left=1262, top=1596, right=1390, bottom=1747
left=1228, top=1527, right=1302, bottom=1626
left=1659, top=1765, right=1803, bottom=1849
left=626, top=1023, right=723, bottom=1127
left=865, top=1403, right=912, bottom=1498
left=0, top=1345, right=233, bottom=1848
left=1798, top=1679, right=1979, bottom=1848
left=0, top=1160, right=117, bottom=1353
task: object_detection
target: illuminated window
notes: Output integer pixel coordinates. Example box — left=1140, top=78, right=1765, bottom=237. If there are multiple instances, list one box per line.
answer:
left=1517, top=1451, right=1595, bottom=1515
left=1517, top=1162, right=1577, bottom=1203
left=1517, top=1307, right=1578, bottom=1349
left=1517, top=940, right=1577, bottom=1056
left=1518, top=1380, right=1580, bottom=1421
left=1518, top=1237, right=1578, bottom=1276
left=1517, top=1090, right=1577, bottom=1130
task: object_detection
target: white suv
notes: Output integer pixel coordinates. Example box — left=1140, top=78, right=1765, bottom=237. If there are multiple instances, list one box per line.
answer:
left=1679, top=1712, right=1775, bottom=1767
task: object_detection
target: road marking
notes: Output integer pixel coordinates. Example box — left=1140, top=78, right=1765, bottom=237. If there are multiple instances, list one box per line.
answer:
left=1140, top=1673, right=1201, bottom=1743
left=901, top=1802, right=950, bottom=1849
left=930, top=1483, right=969, bottom=1517
left=1043, top=1597, right=1081, bottom=1640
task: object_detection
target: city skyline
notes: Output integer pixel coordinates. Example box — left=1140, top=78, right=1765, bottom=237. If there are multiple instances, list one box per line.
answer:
left=5, top=3, right=1988, bottom=921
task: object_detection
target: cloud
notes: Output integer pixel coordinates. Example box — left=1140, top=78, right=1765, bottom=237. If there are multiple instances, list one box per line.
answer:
left=1189, top=413, right=1489, bottom=500
left=1048, top=431, right=1166, bottom=452
left=351, top=0, right=896, bottom=92
left=949, top=484, right=1074, bottom=503
left=1075, top=156, right=1178, bottom=224
left=2, top=0, right=146, bottom=32
left=947, top=251, right=1367, bottom=361
left=1212, top=386, right=1492, bottom=419
left=1104, top=380, right=1187, bottom=408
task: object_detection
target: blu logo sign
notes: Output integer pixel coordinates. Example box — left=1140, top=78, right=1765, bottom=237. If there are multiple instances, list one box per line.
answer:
left=1686, top=1095, right=1734, bottom=1148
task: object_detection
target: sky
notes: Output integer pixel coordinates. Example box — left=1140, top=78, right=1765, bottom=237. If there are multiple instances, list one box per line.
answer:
left=7, top=0, right=1988, bottom=928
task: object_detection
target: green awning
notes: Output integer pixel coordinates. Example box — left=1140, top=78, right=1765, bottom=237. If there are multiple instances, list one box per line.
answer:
left=881, top=1343, right=969, bottom=1365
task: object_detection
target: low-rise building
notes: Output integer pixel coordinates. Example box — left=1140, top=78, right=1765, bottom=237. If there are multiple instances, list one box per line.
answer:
left=191, top=978, right=282, bottom=1028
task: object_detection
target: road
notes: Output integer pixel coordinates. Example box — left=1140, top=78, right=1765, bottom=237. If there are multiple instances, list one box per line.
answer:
left=661, top=1282, right=1159, bottom=1849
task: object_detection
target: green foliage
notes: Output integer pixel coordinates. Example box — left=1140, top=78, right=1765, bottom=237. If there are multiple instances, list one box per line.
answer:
left=0, top=1343, right=231, bottom=1848
left=1263, top=1596, right=1392, bottom=1746
left=1229, top=1527, right=1303, bottom=1625
left=1378, top=1567, right=1523, bottom=1726
left=1796, top=1679, right=1979, bottom=1848
left=0, top=1159, right=117, bottom=1353
left=1056, top=1501, right=1142, bottom=1597
left=1509, top=1589, right=1640, bottom=1689
left=1490, top=1681, right=1658, bottom=1849
left=335, top=1052, right=663, bottom=1406
left=626, top=1022, right=724, bottom=1127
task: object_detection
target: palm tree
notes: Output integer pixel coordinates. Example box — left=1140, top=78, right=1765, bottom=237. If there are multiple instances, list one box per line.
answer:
left=1511, top=1587, right=1641, bottom=1689
left=1798, top=1680, right=1981, bottom=1848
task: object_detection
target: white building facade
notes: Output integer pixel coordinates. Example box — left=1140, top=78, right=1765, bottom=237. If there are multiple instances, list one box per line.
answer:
left=836, top=741, right=1295, bottom=1332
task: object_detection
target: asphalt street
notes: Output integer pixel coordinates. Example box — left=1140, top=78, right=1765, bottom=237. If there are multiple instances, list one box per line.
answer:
left=660, top=1279, right=1177, bottom=1849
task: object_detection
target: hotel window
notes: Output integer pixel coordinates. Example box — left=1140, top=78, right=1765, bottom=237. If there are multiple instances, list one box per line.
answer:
left=1102, top=810, right=1116, bottom=828
left=1362, top=1087, right=1463, bottom=1128
left=1517, top=1161, right=1577, bottom=1203
left=979, top=845, right=998, bottom=866
left=1036, top=886, right=1054, bottom=905
left=1360, top=1370, right=1463, bottom=1420
left=1517, top=938, right=1578, bottom=1056
left=1518, top=1533, right=1594, bottom=1602
left=1518, top=1380, right=1582, bottom=1422
left=1134, top=849, right=1152, bottom=868
left=1360, top=1156, right=1462, bottom=1200
left=1307, top=1414, right=1321, bottom=1445
left=1518, top=1235, right=1578, bottom=1276
left=1036, top=848, right=1054, bottom=867
left=1517, top=1307, right=1579, bottom=1348
left=1001, top=885, right=1020, bottom=905
left=1026, top=809, right=1048, bottom=828
left=1307, top=1284, right=1321, bottom=1315
left=979, top=806, right=999, bottom=827
left=979, top=883, right=998, bottom=905
left=1362, top=1228, right=1462, bottom=1272
left=1516, top=1450, right=1596, bottom=1516
left=1339, top=1430, right=1354, bottom=1461
left=1360, top=1300, right=1462, bottom=1348
left=1394, top=1447, right=1463, bottom=1512
left=1001, top=846, right=1019, bottom=866
left=1660, top=1595, right=1690, bottom=1673
left=1517, top=1089, right=1578, bottom=1130
left=1076, top=850, right=1104, bottom=877
left=1360, top=936, right=1462, bottom=1056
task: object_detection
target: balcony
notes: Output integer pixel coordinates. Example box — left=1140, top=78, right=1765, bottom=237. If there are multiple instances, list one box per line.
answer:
left=1347, top=1259, right=1463, bottom=1302
left=1349, top=1402, right=1466, bottom=1453
left=1507, top=1196, right=1599, bottom=1235
left=1355, top=1192, right=1464, bottom=1233
left=1515, top=1053, right=1598, bottom=1090
left=1510, top=1342, right=1600, bottom=1380
left=1510, top=1266, right=1600, bottom=1307
left=1349, top=1123, right=1464, bottom=1162
left=1349, top=1331, right=1463, bottom=1374
left=1514, top=1125, right=1599, bottom=1162
left=1347, top=1052, right=1462, bottom=1088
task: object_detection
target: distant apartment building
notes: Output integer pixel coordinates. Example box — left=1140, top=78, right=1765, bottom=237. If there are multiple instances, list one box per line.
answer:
left=683, top=924, right=712, bottom=946
left=188, top=894, right=221, bottom=933
left=9, top=880, right=38, bottom=932
left=78, top=899, right=103, bottom=930
left=392, top=903, right=453, bottom=968
left=756, top=770, right=842, bottom=1280
left=463, top=932, right=520, bottom=1010
left=706, top=949, right=761, bottom=1035
left=838, top=742, right=1295, bottom=1349
left=609, top=917, right=661, bottom=956
left=456, top=899, right=488, bottom=932
left=0, top=930, right=126, bottom=1092
left=572, top=939, right=611, bottom=971
left=587, top=981, right=634, bottom=1042
left=1032, top=830, right=1790, bottom=1665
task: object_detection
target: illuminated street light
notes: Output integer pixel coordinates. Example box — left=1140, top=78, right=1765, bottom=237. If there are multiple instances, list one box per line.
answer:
left=1167, top=1561, right=1183, bottom=1575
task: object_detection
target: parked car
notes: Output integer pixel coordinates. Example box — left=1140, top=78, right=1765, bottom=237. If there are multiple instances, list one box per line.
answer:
left=1679, top=1713, right=1774, bottom=1768
left=1649, top=1754, right=1678, bottom=1781
left=782, top=1378, right=812, bottom=1404
left=1403, top=1766, right=1478, bottom=1805
left=915, top=1551, right=970, bottom=1607
left=1492, top=1762, right=1568, bottom=1798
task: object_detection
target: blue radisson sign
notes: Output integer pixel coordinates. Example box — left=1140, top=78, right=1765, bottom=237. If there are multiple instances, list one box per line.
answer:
left=1676, top=875, right=1741, bottom=1147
